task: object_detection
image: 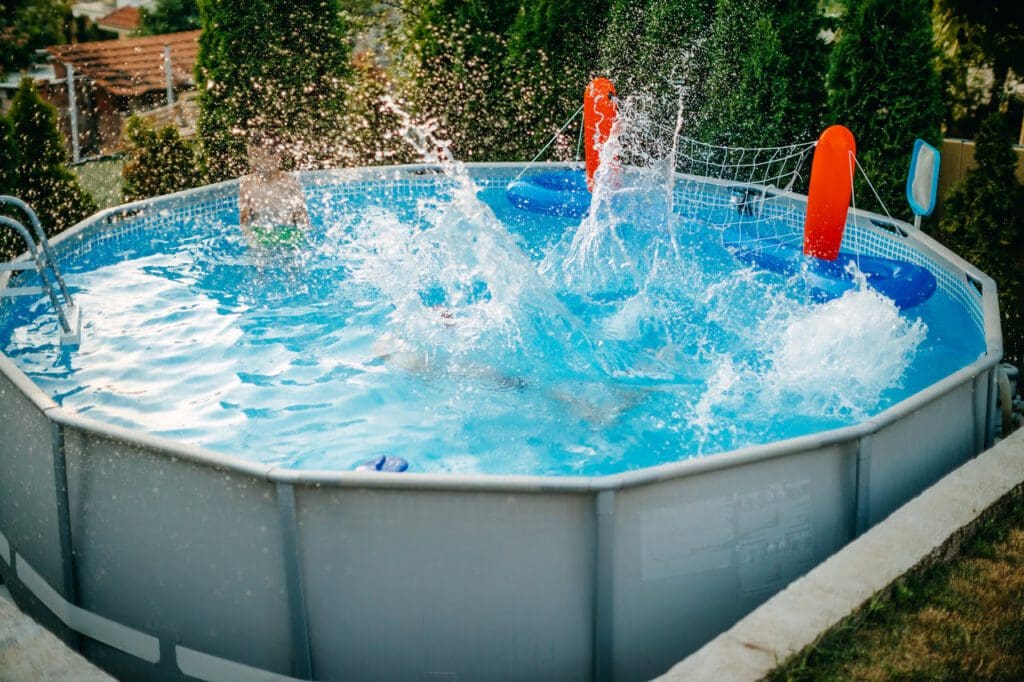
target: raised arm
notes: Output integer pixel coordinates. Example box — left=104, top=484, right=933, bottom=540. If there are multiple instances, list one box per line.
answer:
left=238, top=176, right=253, bottom=225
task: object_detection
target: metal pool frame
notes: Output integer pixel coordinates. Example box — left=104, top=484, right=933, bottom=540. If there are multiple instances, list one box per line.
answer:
left=0, top=164, right=1003, bottom=681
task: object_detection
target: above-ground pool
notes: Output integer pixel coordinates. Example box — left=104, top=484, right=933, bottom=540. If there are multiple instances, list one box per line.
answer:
left=0, top=162, right=1003, bottom=681
left=0, top=164, right=985, bottom=476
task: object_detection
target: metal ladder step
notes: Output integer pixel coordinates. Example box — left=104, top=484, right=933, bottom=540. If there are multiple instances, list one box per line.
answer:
left=0, top=196, right=82, bottom=346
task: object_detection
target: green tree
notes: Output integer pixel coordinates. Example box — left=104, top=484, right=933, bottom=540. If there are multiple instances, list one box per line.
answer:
left=336, top=56, right=417, bottom=167
left=600, top=0, right=646, bottom=93
left=195, top=0, right=352, bottom=180
left=934, top=0, right=1024, bottom=111
left=7, top=78, right=95, bottom=241
left=0, top=114, right=17, bottom=195
left=774, top=0, right=828, bottom=144
left=697, top=0, right=826, bottom=149
left=503, top=0, right=611, bottom=158
left=1, top=0, right=73, bottom=72
left=138, top=0, right=200, bottom=36
left=933, top=1, right=1024, bottom=139
left=827, top=0, right=942, bottom=218
left=601, top=0, right=713, bottom=125
left=939, top=113, right=1024, bottom=364
left=395, top=0, right=521, bottom=160
left=699, top=0, right=789, bottom=147
left=121, top=115, right=203, bottom=201
left=0, top=112, right=24, bottom=262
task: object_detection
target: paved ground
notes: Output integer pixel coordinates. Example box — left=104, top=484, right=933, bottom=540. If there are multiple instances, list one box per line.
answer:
left=0, top=585, right=110, bottom=681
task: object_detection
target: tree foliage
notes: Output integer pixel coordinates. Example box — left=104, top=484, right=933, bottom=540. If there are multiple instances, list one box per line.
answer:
left=121, top=115, right=203, bottom=202
left=601, top=0, right=713, bottom=125
left=195, top=0, right=352, bottom=180
left=335, top=56, right=417, bottom=168
left=933, top=0, right=1024, bottom=139
left=138, top=0, right=200, bottom=36
left=827, top=0, right=943, bottom=218
left=0, top=112, right=23, bottom=262
left=1, top=0, right=72, bottom=72
left=934, top=0, right=1024, bottom=108
left=394, top=0, right=522, bottom=161
left=503, top=0, right=610, bottom=157
left=6, top=78, right=95, bottom=245
left=939, top=112, right=1024, bottom=364
left=697, top=0, right=827, bottom=148
left=0, top=114, right=18, bottom=196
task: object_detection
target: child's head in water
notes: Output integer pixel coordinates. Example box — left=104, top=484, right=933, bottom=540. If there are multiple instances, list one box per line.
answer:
left=247, top=134, right=282, bottom=176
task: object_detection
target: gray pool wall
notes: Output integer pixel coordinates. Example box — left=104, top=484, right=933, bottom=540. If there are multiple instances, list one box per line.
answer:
left=0, top=163, right=1003, bottom=681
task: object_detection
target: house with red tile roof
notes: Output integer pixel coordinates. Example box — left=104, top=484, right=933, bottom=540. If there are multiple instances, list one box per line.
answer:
left=97, top=6, right=143, bottom=37
left=44, top=30, right=199, bottom=157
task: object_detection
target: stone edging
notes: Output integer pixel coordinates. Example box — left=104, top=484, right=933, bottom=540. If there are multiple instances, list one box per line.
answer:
left=657, top=427, right=1024, bottom=681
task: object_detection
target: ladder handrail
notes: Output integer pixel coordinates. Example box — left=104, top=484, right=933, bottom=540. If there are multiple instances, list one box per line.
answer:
left=0, top=215, right=72, bottom=334
left=0, top=195, right=74, bottom=305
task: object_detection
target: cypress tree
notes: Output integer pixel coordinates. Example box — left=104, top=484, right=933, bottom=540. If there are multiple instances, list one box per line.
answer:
left=600, top=0, right=648, bottom=94
left=504, top=0, right=611, bottom=159
left=699, top=0, right=790, bottom=147
left=827, top=0, right=942, bottom=218
left=939, top=113, right=1024, bottom=364
left=396, top=0, right=521, bottom=160
left=195, top=0, right=351, bottom=180
left=194, top=0, right=271, bottom=179
left=337, top=56, right=417, bottom=168
left=265, top=0, right=351, bottom=167
left=7, top=78, right=95, bottom=240
left=774, top=0, right=828, bottom=144
left=0, top=114, right=17, bottom=197
left=600, top=0, right=713, bottom=125
left=0, top=113, right=23, bottom=262
left=697, top=0, right=826, bottom=149
left=121, top=116, right=203, bottom=202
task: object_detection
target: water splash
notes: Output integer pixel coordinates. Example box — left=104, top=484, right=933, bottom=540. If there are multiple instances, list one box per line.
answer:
left=687, top=275, right=928, bottom=446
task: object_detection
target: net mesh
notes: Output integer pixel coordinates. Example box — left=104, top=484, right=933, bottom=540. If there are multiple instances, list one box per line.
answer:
left=638, top=118, right=818, bottom=250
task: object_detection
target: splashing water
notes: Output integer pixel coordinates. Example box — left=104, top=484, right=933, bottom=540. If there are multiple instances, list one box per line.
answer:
left=0, top=98, right=972, bottom=476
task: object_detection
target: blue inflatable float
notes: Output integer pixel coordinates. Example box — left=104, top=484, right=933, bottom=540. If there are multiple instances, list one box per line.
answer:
left=355, top=455, right=409, bottom=473
left=506, top=169, right=591, bottom=218
left=723, top=226, right=937, bottom=309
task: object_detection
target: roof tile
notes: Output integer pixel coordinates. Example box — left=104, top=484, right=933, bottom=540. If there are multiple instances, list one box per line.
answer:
left=47, top=30, right=200, bottom=97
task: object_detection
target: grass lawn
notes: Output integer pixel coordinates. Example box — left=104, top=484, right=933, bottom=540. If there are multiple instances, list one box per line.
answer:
left=71, top=157, right=124, bottom=210
left=772, top=490, right=1024, bottom=681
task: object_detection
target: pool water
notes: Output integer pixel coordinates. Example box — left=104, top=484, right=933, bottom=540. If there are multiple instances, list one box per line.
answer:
left=0, top=169, right=985, bottom=475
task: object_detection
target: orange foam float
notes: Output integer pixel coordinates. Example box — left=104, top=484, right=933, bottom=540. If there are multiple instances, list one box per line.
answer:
left=803, top=125, right=857, bottom=261
left=583, top=78, right=618, bottom=192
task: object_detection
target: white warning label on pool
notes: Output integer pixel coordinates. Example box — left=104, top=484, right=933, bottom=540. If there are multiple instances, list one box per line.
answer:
left=640, top=479, right=813, bottom=587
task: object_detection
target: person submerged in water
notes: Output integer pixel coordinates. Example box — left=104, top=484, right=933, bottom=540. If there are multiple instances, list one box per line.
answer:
left=238, top=136, right=310, bottom=247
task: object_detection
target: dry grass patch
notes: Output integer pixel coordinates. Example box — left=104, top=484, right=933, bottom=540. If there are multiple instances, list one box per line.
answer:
left=772, top=493, right=1024, bottom=681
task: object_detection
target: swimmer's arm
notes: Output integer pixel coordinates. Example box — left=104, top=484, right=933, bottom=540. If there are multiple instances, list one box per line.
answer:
left=286, top=175, right=311, bottom=227
left=238, top=176, right=254, bottom=225
left=293, top=203, right=311, bottom=228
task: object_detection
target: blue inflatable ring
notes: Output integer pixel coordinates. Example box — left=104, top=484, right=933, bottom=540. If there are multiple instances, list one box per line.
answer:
left=506, top=169, right=591, bottom=218
left=723, top=226, right=937, bottom=309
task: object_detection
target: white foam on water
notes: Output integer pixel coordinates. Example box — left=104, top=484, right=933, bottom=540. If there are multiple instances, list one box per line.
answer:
left=688, top=278, right=928, bottom=439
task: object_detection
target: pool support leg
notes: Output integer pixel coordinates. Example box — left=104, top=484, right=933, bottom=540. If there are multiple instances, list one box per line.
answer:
left=50, top=422, right=81, bottom=653
left=854, top=434, right=873, bottom=537
left=594, top=490, right=615, bottom=682
left=276, top=482, right=314, bottom=680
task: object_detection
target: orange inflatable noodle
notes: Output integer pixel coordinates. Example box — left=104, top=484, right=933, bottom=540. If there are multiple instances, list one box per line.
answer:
left=803, top=125, right=857, bottom=261
left=584, top=78, right=618, bottom=192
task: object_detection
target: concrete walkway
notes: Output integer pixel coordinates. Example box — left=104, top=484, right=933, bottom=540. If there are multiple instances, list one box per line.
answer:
left=0, top=586, right=110, bottom=681
left=659, top=427, right=1024, bottom=681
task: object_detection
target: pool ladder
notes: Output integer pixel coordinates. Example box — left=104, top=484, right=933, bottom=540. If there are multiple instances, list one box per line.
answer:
left=0, top=196, right=81, bottom=345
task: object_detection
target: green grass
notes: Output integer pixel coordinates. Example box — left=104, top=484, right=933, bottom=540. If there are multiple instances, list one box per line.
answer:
left=71, top=157, right=124, bottom=210
left=771, top=490, right=1024, bottom=681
